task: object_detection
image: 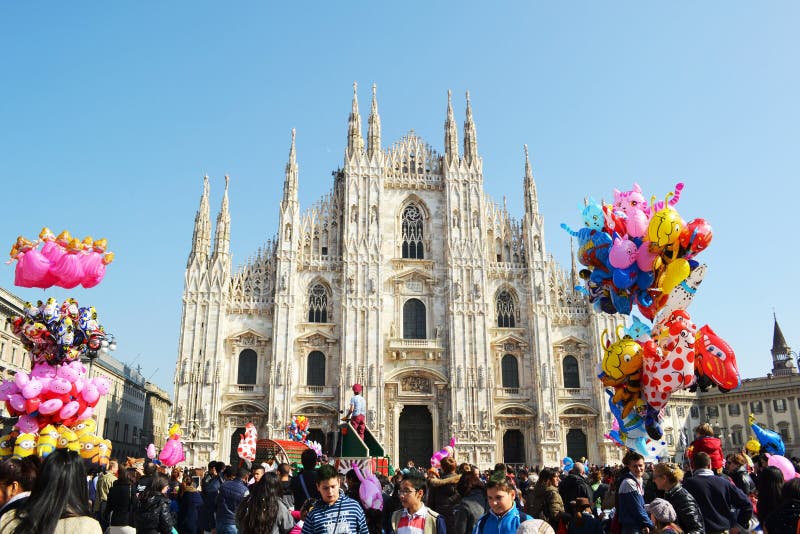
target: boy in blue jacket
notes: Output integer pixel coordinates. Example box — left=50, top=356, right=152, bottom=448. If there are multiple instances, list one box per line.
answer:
left=473, top=476, right=529, bottom=534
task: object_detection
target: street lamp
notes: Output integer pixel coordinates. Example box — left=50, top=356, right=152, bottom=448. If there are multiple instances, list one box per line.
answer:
left=83, top=332, right=116, bottom=376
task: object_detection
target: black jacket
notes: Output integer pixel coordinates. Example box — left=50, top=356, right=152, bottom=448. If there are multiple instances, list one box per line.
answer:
left=558, top=474, right=593, bottom=514
left=684, top=470, right=752, bottom=532
left=452, top=488, right=487, bottom=534
left=290, top=469, right=321, bottom=510
left=663, top=483, right=704, bottom=534
left=427, top=472, right=462, bottom=533
left=178, top=488, right=203, bottom=534
left=105, top=480, right=136, bottom=526
left=729, top=467, right=755, bottom=495
left=764, top=499, right=800, bottom=533
left=135, top=492, right=176, bottom=534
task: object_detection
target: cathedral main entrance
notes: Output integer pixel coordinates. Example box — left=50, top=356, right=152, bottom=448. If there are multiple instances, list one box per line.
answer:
left=398, top=405, right=433, bottom=467
left=566, top=428, right=588, bottom=460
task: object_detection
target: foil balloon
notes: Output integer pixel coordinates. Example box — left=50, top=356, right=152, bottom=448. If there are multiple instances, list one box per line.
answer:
left=13, top=433, right=37, bottom=459
left=352, top=461, right=383, bottom=511
left=237, top=422, right=257, bottom=463
left=750, top=415, right=785, bottom=456
left=36, top=425, right=59, bottom=458
left=695, top=325, right=740, bottom=392
left=430, top=437, right=456, bottom=468
left=647, top=193, right=684, bottom=248
left=767, top=454, right=798, bottom=481
left=159, top=423, right=185, bottom=467
left=146, top=443, right=157, bottom=460
left=599, top=326, right=643, bottom=418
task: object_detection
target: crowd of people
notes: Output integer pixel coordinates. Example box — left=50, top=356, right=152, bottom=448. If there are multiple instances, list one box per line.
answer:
left=0, top=423, right=798, bottom=534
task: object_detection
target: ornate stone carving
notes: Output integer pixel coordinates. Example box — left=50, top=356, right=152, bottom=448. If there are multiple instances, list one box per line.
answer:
left=401, top=376, right=431, bottom=393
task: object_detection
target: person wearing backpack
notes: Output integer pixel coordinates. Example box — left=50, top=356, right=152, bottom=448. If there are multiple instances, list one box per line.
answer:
left=524, top=468, right=564, bottom=532
left=474, top=475, right=530, bottom=534
left=452, top=471, right=487, bottom=534
left=391, top=471, right=446, bottom=534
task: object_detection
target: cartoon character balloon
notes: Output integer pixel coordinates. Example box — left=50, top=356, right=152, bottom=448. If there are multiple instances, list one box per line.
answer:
left=430, top=437, right=456, bottom=468
left=237, top=422, right=258, bottom=463
left=750, top=414, right=785, bottom=456
left=159, top=423, right=185, bottom=467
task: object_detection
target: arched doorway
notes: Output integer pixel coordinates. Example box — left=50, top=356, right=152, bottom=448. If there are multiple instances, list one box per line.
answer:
left=229, top=427, right=246, bottom=465
left=398, top=405, right=432, bottom=467
left=503, top=429, right=525, bottom=464
left=308, top=428, right=325, bottom=447
left=566, top=428, right=588, bottom=460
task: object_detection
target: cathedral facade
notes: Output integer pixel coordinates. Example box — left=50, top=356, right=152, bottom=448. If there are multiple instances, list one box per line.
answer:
left=172, top=85, right=623, bottom=469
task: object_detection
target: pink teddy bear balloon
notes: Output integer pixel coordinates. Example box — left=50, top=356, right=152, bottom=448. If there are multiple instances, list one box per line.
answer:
left=352, top=462, right=383, bottom=511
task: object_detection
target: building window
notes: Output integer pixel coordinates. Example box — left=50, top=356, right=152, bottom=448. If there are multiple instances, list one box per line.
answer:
left=501, top=355, right=520, bottom=389
left=114, top=422, right=119, bottom=441
left=496, top=290, right=517, bottom=328
left=401, top=204, right=424, bottom=259
left=690, top=406, right=699, bottom=419
left=562, top=356, right=580, bottom=388
left=751, top=401, right=763, bottom=414
left=666, top=433, right=674, bottom=445
left=664, top=406, right=671, bottom=416
left=707, top=406, right=719, bottom=418
left=729, top=404, right=740, bottom=416
left=731, top=425, right=743, bottom=446
left=307, top=351, right=326, bottom=386
left=774, top=399, right=787, bottom=412
left=403, top=298, right=426, bottom=339
left=677, top=406, right=685, bottom=417
left=778, top=422, right=791, bottom=443
left=237, top=349, right=257, bottom=385
left=307, top=283, right=329, bottom=323
left=124, top=424, right=129, bottom=443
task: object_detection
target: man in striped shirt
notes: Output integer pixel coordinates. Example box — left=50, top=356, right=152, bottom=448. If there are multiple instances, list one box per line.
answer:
left=302, top=464, right=368, bottom=534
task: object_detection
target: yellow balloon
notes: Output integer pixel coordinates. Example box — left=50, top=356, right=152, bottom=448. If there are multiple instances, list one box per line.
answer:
left=746, top=438, right=761, bottom=455
left=659, top=258, right=691, bottom=294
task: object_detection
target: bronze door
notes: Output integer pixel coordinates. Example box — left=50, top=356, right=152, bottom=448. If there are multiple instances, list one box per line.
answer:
left=399, top=405, right=433, bottom=468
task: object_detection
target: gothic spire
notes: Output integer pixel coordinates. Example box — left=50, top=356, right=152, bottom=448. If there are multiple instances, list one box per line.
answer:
left=463, top=90, right=478, bottom=166
left=772, top=312, right=791, bottom=357
left=570, top=238, right=580, bottom=289
left=346, top=82, right=364, bottom=157
left=367, top=83, right=381, bottom=158
left=212, top=175, right=231, bottom=260
left=444, top=90, right=459, bottom=163
left=188, top=175, right=211, bottom=267
left=283, top=128, right=298, bottom=204
left=523, top=144, right=539, bottom=215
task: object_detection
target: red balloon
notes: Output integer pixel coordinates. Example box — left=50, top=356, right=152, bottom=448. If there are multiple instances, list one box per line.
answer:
left=25, top=397, right=40, bottom=414
left=679, top=218, right=713, bottom=257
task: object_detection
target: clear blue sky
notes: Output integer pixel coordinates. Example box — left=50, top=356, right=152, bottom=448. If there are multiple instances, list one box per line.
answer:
left=1, top=2, right=798, bottom=394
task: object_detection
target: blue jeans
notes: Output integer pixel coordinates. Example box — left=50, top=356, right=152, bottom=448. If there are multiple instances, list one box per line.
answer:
left=217, top=525, right=238, bottom=534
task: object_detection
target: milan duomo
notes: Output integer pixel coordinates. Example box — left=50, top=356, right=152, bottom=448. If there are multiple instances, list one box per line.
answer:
left=172, top=84, right=623, bottom=469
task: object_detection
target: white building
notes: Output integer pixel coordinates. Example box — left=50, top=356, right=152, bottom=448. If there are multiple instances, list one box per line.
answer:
left=171, top=86, right=663, bottom=468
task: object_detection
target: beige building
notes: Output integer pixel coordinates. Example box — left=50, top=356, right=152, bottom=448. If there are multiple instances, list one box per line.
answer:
left=91, top=353, right=148, bottom=460
left=0, top=287, right=30, bottom=389
left=143, top=381, right=173, bottom=450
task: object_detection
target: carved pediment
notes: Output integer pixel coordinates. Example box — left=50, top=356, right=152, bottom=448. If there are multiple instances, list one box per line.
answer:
left=295, top=330, right=338, bottom=346
left=388, top=267, right=436, bottom=290
left=228, top=329, right=270, bottom=346
left=553, top=336, right=589, bottom=355
left=491, top=332, right=529, bottom=351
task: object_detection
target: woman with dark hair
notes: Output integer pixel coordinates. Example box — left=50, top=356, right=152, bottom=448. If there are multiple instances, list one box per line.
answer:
left=524, top=467, right=564, bottom=531
left=0, top=448, right=101, bottom=533
left=177, top=476, right=203, bottom=534
left=105, top=467, right=138, bottom=533
left=236, top=471, right=294, bottom=534
left=452, top=470, right=487, bottom=534
left=756, top=465, right=785, bottom=526
left=0, top=456, right=40, bottom=520
left=134, top=473, right=176, bottom=534
left=764, top=478, right=800, bottom=533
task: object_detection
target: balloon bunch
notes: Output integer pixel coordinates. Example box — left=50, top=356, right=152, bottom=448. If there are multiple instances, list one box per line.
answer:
left=0, top=416, right=111, bottom=467
left=0, top=360, right=110, bottom=432
left=287, top=415, right=309, bottom=442
left=430, top=437, right=456, bottom=468
left=563, top=182, right=740, bottom=459
left=306, top=440, right=322, bottom=458
left=159, top=423, right=185, bottom=467
left=563, top=183, right=713, bottom=320
left=9, top=228, right=114, bottom=290
left=237, top=422, right=258, bottom=463
left=8, top=298, right=106, bottom=365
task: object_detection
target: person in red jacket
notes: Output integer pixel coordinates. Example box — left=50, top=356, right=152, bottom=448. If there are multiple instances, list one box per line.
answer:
left=687, top=423, right=724, bottom=472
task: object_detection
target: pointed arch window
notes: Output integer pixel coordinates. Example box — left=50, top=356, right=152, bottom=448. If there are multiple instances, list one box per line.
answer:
left=403, top=298, right=426, bottom=339
left=308, top=283, right=329, bottom=323
left=401, top=204, right=424, bottom=259
left=501, top=354, right=520, bottom=389
left=307, top=351, right=326, bottom=386
left=237, top=349, right=257, bottom=385
left=496, top=290, right=517, bottom=328
left=562, top=355, right=580, bottom=388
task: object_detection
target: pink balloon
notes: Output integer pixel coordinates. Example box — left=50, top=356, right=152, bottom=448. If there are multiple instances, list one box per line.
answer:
left=15, top=415, right=39, bottom=434
left=82, top=383, right=99, bottom=404
left=768, top=454, right=798, bottom=481
left=59, top=400, right=80, bottom=420
left=39, top=398, right=64, bottom=415
left=93, top=377, right=110, bottom=395
left=609, top=236, right=638, bottom=269
left=0, top=380, right=20, bottom=399
left=9, top=394, right=25, bottom=413
left=637, top=241, right=660, bottom=272
left=22, top=378, right=43, bottom=400
left=14, top=373, right=30, bottom=390
left=80, top=251, right=107, bottom=288
left=48, top=377, right=72, bottom=396
left=22, top=248, right=53, bottom=289
left=51, top=249, right=84, bottom=289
